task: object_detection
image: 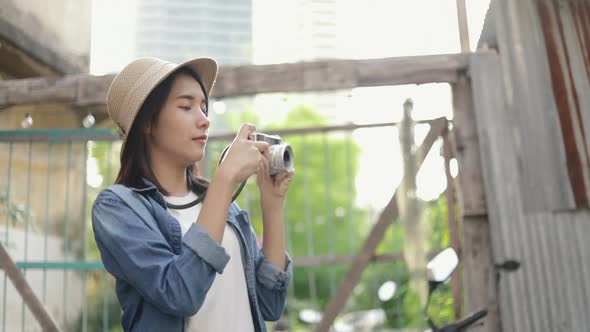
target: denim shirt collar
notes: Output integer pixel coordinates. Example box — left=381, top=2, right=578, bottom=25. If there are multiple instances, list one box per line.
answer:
left=131, top=177, right=159, bottom=192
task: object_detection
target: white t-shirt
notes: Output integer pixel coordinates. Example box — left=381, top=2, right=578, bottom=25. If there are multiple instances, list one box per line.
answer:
left=164, top=190, right=255, bottom=332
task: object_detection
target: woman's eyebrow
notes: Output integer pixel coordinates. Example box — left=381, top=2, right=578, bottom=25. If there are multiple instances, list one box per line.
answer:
left=175, top=94, right=208, bottom=104
left=175, top=94, right=196, bottom=101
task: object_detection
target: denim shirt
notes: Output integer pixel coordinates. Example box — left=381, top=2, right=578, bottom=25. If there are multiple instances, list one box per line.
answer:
left=92, top=179, right=292, bottom=332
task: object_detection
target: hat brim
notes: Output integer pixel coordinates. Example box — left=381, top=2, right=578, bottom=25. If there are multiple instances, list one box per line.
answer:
left=176, top=57, right=218, bottom=97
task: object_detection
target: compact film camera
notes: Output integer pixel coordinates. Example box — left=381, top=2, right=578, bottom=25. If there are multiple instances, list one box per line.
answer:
left=248, top=132, right=294, bottom=175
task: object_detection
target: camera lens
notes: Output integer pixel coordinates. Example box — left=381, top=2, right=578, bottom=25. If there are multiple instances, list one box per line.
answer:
left=281, top=145, right=294, bottom=171
left=269, top=144, right=294, bottom=175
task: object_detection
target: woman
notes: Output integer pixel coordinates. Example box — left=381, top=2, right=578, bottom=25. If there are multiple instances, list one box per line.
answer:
left=92, top=57, right=294, bottom=332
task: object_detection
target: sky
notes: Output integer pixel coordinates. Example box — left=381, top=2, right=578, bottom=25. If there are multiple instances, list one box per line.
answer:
left=89, top=0, right=491, bottom=209
left=90, top=0, right=491, bottom=74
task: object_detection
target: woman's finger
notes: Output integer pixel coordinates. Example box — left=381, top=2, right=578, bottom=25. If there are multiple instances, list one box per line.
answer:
left=263, top=157, right=269, bottom=178
left=236, top=123, right=257, bottom=140
left=251, top=141, right=270, bottom=155
left=280, top=172, right=294, bottom=181
left=274, top=173, right=287, bottom=183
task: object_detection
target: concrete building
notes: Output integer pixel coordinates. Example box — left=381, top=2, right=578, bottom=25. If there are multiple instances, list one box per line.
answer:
left=134, top=0, right=253, bottom=65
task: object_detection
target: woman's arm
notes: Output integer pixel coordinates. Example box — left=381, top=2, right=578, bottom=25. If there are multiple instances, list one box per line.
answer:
left=92, top=190, right=229, bottom=317
left=261, top=196, right=287, bottom=270
left=195, top=171, right=234, bottom=242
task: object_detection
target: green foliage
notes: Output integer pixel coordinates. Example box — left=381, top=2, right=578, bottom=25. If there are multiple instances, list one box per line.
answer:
left=0, top=191, right=28, bottom=225
left=425, top=194, right=456, bottom=326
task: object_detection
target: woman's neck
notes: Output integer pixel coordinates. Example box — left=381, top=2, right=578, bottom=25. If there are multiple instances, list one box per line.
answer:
left=150, top=157, right=189, bottom=197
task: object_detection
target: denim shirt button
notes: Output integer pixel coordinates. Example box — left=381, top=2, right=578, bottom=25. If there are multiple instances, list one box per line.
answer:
left=173, top=238, right=179, bottom=244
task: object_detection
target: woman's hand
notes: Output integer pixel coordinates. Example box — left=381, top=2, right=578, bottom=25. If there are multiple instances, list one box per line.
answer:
left=257, top=154, right=295, bottom=202
left=217, top=123, right=269, bottom=185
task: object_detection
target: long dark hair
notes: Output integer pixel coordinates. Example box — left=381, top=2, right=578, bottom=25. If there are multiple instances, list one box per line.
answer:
left=115, top=67, right=210, bottom=195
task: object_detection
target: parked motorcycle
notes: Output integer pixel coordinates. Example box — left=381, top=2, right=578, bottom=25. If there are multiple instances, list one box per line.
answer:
left=297, top=247, right=487, bottom=331
left=422, top=247, right=487, bottom=332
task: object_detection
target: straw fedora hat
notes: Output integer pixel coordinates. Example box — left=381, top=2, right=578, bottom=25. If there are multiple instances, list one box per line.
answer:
left=106, top=57, right=218, bottom=154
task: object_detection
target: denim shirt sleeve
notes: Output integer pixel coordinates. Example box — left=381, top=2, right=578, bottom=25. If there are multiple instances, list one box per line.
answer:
left=255, top=250, right=293, bottom=321
left=92, top=190, right=230, bottom=317
left=241, top=211, right=292, bottom=321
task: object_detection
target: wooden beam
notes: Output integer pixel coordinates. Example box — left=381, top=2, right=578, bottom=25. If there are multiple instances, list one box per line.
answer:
left=313, top=117, right=448, bottom=332
left=0, top=54, right=469, bottom=109
left=215, top=54, right=468, bottom=96
left=456, top=0, right=471, bottom=52
left=451, top=75, right=499, bottom=332
left=0, top=243, right=60, bottom=331
left=443, top=130, right=463, bottom=320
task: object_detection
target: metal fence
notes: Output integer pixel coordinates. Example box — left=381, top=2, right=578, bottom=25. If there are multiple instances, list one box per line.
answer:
left=0, top=121, right=455, bottom=331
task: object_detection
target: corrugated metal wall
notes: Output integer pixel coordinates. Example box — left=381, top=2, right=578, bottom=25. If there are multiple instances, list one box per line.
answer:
left=469, top=0, right=590, bottom=330
left=472, top=52, right=590, bottom=332
left=490, top=0, right=590, bottom=213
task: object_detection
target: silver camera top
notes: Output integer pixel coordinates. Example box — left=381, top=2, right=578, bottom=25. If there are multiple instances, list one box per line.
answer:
left=248, top=132, right=282, bottom=145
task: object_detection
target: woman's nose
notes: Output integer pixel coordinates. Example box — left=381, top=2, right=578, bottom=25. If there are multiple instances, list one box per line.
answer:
left=197, top=111, right=210, bottom=129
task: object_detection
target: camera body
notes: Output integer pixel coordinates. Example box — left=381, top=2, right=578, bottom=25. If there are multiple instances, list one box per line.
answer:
left=248, top=132, right=294, bottom=175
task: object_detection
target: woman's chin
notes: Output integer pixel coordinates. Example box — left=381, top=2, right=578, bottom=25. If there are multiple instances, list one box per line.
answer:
left=184, top=152, right=204, bottom=165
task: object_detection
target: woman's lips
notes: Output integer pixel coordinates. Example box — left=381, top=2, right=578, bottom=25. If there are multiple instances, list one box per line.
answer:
left=193, top=135, right=207, bottom=144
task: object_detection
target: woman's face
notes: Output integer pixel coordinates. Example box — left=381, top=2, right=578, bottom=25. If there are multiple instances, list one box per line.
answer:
left=147, top=72, right=210, bottom=166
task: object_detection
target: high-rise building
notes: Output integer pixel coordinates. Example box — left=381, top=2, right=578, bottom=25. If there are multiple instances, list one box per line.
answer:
left=297, top=0, right=347, bottom=119
left=300, top=0, right=340, bottom=60
left=134, top=0, right=253, bottom=65
left=253, top=0, right=341, bottom=64
left=253, top=0, right=348, bottom=123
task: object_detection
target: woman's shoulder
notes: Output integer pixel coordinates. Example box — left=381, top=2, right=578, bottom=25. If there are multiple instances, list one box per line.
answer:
left=95, top=186, right=120, bottom=202
left=92, top=185, right=157, bottom=225
left=93, top=184, right=138, bottom=208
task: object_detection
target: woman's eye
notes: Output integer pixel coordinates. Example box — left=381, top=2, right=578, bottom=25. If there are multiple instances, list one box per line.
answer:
left=179, top=106, right=190, bottom=110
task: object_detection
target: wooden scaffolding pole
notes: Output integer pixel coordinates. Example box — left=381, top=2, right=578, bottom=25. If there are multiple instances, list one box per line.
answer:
left=0, top=243, right=60, bottom=331
left=451, top=74, right=499, bottom=332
